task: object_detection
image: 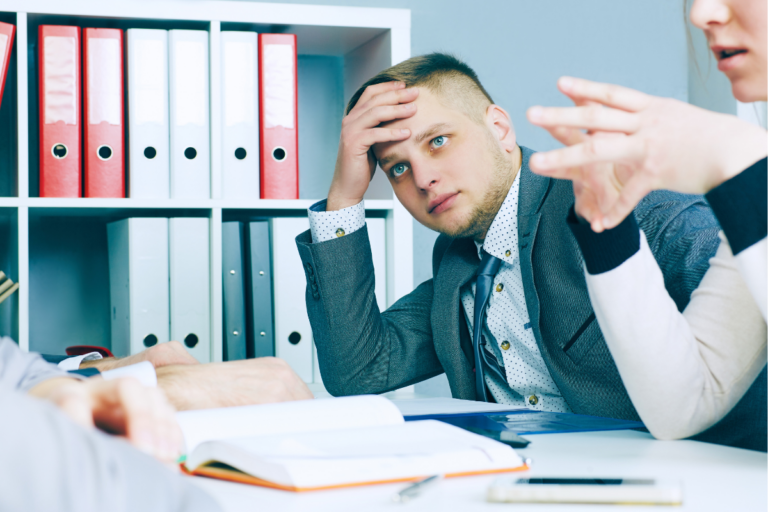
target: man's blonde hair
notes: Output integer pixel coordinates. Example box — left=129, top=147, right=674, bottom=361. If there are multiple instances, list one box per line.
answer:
left=346, top=53, right=494, bottom=123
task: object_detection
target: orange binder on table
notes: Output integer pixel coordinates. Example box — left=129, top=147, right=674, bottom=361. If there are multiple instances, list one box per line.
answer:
left=83, top=28, right=124, bottom=198
left=39, top=25, right=81, bottom=198
left=258, top=33, right=298, bottom=199
left=0, top=22, right=15, bottom=109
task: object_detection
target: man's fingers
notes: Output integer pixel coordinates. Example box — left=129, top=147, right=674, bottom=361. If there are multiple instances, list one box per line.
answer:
left=602, top=176, right=652, bottom=230
left=529, top=136, right=644, bottom=173
left=353, top=81, right=405, bottom=114
left=357, top=127, right=411, bottom=150
left=354, top=102, right=416, bottom=131
left=557, top=76, right=651, bottom=112
left=528, top=105, right=640, bottom=134
left=347, top=85, right=418, bottom=124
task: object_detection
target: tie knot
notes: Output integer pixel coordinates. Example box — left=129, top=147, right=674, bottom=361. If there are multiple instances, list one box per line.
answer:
left=477, top=250, right=502, bottom=277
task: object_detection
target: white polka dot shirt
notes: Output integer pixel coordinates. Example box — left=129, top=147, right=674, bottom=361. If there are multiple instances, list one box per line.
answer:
left=461, top=171, right=570, bottom=412
left=307, top=173, right=570, bottom=412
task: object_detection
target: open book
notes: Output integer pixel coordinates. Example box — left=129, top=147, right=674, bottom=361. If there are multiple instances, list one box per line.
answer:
left=177, top=395, right=527, bottom=492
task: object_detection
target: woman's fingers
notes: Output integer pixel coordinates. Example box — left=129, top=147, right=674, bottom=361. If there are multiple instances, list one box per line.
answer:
left=530, top=136, right=645, bottom=173
left=528, top=104, right=641, bottom=134
left=602, top=176, right=653, bottom=230
left=557, top=76, right=652, bottom=112
left=544, top=125, right=587, bottom=147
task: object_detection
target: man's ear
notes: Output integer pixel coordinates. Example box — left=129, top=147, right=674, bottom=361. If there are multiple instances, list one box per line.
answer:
left=486, top=104, right=517, bottom=154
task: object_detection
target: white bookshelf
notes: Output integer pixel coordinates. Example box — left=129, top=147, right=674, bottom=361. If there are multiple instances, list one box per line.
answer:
left=0, top=0, right=413, bottom=369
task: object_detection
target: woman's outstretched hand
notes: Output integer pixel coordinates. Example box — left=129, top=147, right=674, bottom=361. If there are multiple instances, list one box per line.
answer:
left=527, top=76, right=767, bottom=232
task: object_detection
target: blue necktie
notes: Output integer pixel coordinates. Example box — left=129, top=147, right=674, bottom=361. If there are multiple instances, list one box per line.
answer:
left=473, top=250, right=504, bottom=402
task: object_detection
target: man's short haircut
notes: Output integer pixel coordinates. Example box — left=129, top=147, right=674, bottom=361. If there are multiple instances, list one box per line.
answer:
left=345, top=53, right=494, bottom=123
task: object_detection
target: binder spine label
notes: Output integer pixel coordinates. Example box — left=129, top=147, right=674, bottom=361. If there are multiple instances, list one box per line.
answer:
left=43, top=36, right=77, bottom=125
left=87, top=37, right=121, bottom=125
left=263, top=44, right=294, bottom=129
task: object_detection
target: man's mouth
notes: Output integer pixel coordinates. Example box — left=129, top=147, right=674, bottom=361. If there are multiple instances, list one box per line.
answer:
left=428, top=192, right=459, bottom=214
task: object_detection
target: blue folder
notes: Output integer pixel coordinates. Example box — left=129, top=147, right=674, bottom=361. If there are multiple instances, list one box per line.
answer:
left=404, top=410, right=645, bottom=436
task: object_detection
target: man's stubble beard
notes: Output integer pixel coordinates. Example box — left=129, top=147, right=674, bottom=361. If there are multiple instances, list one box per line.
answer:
left=438, top=143, right=516, bottom=241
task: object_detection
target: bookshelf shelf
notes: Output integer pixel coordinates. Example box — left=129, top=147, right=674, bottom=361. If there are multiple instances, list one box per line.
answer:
left=0, top=0, right=413, bottom=371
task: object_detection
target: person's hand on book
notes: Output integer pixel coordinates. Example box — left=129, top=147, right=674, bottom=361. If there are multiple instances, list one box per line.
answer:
left=328, top=81, right=418, bottom=211
left=526, top=76, right=768, bottom=232
left=28, top=376, right=183, bottom=463
left=156, top=357, right=314, bottom=411
left=80, top=340, right=200, bottom=371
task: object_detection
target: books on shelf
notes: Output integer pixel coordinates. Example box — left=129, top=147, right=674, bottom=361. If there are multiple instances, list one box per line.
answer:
left=169, top=29, right=210, bottom=199
left=126, top=28, right=170, bottom=199
left=83, top=28, right=125, bottom=198
left=221, top=31, right=260, bottom=200
left=259, top=33, right=298, bottom=200
left=178, top=395, right=527, bottom=492
left=0, top=22, right=15, bottom=110
left=108, top=216, right=211, bottom=360
left=33, top=23, right=303, bottom=201
left=39, top=25, right=82, bottom=198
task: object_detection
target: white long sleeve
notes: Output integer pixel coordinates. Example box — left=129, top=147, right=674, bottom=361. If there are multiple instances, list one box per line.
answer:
left=585, top=232, right=766, bottom=440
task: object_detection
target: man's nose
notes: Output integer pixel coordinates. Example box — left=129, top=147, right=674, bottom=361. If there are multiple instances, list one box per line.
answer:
left=412, top=160, right=439, bottom=192
left=689, top=0, right=731, bottom=31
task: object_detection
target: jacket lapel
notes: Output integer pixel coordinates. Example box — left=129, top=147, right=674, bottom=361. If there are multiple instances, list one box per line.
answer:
left=431, top=236, right=479, bottom=399
left=517, top=146, right=551, bottom=338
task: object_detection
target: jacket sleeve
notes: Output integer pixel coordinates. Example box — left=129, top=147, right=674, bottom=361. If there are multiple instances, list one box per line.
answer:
left=0, top=388, right=221, bottom=512
left=296, top=226, right=443, bottom=396
left=0, top=337, right=75, bottom=392
left=634, top=190, right=721, bottom=311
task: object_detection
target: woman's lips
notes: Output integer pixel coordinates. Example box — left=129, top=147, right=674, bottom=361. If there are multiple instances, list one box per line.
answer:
left=429, top=193, right=459, bottom=214
left=714, top=48, right=749, bottom=73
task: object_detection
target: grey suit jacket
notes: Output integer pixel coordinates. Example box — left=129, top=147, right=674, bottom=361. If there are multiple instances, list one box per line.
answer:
left=296, top=146, right=765, bottom=449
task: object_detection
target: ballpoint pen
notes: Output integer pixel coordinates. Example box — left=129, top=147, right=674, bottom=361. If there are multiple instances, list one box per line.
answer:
left=392, top=475, right=442, bottom=503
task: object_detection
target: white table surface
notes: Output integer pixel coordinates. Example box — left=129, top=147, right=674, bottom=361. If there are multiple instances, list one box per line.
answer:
left=188, top=399, right=767, bottom=512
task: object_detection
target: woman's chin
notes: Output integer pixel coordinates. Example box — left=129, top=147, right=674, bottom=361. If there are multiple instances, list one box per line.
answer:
left=731, top=77, right=768, bottom=104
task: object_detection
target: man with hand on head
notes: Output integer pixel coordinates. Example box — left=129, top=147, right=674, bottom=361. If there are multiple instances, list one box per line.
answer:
left=0, top=337, right=220, bottom=511
left=296, top=53, right=764, bottom=450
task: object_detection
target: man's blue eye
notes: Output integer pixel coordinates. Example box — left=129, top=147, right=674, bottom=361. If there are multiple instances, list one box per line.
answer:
left=392, top=163, right=409, bottom=177
left=432, top=136, right=446, bottom=147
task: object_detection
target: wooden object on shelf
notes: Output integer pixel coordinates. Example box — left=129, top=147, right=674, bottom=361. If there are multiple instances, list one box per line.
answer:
left=0, top=271, right=19, bottom=304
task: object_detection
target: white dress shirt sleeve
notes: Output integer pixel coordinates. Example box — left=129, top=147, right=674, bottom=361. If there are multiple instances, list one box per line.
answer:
left=307, top=199, right=366, bottom=243
left=101, top=361, right=157, bottom=388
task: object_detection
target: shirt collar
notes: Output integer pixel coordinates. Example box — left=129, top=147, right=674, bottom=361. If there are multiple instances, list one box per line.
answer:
left=474, top=166, right=522, bottom=264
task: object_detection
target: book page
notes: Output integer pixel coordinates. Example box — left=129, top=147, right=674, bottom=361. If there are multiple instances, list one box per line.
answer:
left=178, top=395, right=403, bottom=453
left=188, top=420, right=524, bottom=489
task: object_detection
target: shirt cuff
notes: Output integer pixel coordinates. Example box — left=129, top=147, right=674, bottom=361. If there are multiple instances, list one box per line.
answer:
left=101, top=361, right=157, bottom=388
left=567, top=205, right=641, bottom=275
left=307, top=199, right=366, bottom=243
left=705, top=157, right=767, bottom=256
left=57, top=352, right=103, bottom=371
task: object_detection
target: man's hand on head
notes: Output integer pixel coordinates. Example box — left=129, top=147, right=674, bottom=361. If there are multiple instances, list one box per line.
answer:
left=156, top=357, right=314, bottom=411
left=28, top=376, right=183, bottom=464
left=80, top=340, right=200, bottom=371
left=328, top=81, right=418, bottom=211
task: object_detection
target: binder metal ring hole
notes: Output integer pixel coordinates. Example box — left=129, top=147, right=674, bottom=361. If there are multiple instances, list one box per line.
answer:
left=143, top=334, right=158, bottom=347
left=288, top=331, right=301, bottom=345
left=235, top=147, right=247, bottom=160
left=97, top=145, right=113, bottom=161
left=52, top=144, right=68, bottom=159
left=184, top=334, right=199, bottom=348
left=144, top=146, right=157, bottom=159
left=184, top=147, right=197, bottom=160
left=272, top=147, right=287, bottom=162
